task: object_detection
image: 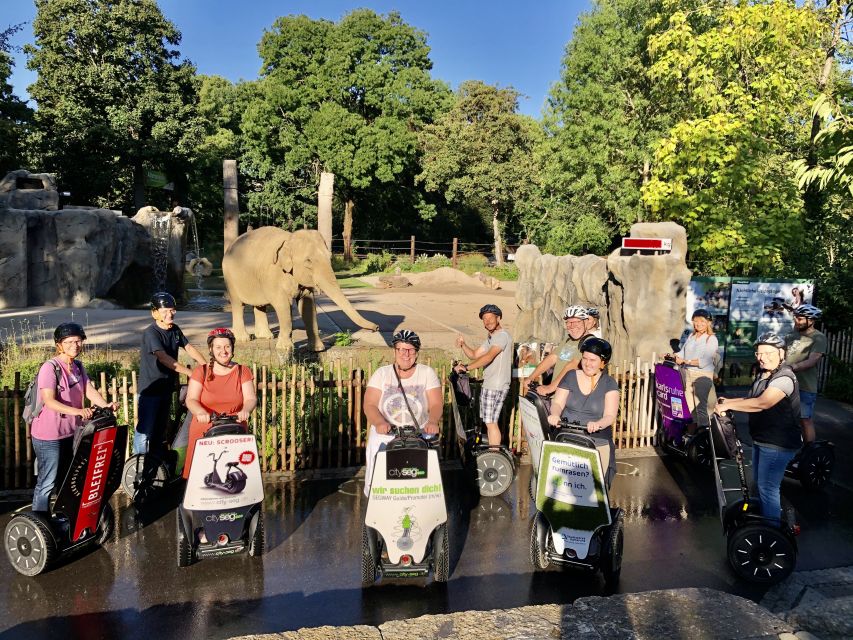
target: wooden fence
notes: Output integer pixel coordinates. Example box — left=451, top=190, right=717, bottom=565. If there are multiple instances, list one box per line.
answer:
left=818, top=327, right=853, bottom=392
left=0, top=358, right=664, bottom=491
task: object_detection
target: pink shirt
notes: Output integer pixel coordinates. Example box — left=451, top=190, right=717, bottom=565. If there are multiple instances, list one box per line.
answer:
left=30, top=359, right=89, bottom=441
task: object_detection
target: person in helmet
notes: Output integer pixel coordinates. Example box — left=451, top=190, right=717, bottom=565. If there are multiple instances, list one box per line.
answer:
left=454, top=304, right=513, bottom=446
left=362, top=330, right=442, bottom=496
left=784, top=303, right=826, bottom=444
left=546, top=337, right=620, bottom=488
left=672, top=308, right=718, bottom=432
left=30, top=323, right=116, bottom=512
left=584, top=307, right=603, bottom=338
left=521, top=305, right=591, bottom=397
left=182, top=328, right=257, bottom=478
left=134, top=292, right=206, bottom=459
left=715, top=333, right=801, bottom=524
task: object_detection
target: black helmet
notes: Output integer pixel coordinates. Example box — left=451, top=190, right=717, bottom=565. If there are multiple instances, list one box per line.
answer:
left=754, top=332, right=786, bottom=351
left=392, top=330, right=421, bottom=351
left=580, top=336, right=612, bottom=364
left=586, top=307, right=600, bottom=319
left=692, top=308, right=712, bottom=320
left=150, top=291, right=177, bottom=310
left=793, top=304, right=822, bottom=320
left=479, top=304, right=502, bottom=319
left=54, top=322, right=86, bottom=343
left=207, top=327, right=236, bottom=348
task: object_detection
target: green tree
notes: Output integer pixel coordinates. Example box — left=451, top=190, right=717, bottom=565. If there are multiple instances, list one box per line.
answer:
left=418, top=80, right=541, bottom=264
left=0, top=23, right=32, bottom=175
left=539, top=0, right=679, bottom=255
left=642, top=0, right=826, bottom=274
left=241, top=10, right=450, bottom=236
left=25, top=0, right=201, bottom=210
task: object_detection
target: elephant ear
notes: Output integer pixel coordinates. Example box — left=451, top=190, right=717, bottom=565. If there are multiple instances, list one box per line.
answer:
left=274, top=240, right=293, bottom=273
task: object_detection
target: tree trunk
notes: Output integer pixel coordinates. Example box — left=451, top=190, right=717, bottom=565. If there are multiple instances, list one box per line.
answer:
left=343, top=198, right=354, bottom=261
left=133, top=160, right=146, bottom=211
left=492, top=207, right=504, bottom=266
left=223, top=160, right=239, bottom=253
left=318, top=171, right=334, bottom=251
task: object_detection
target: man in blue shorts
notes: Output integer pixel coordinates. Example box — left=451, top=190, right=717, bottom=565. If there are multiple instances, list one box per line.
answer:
left=454, top=304, right=512, bottom=446
left=784, top=304, right=827, bottom=444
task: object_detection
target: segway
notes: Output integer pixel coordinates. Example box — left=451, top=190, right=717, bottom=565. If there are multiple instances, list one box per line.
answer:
left=5, top=407, right=127, bottom=576
left=785, top=440, right=835, bottom=491
left=449, top=368, right=516, bottom=497
left=654, top=356, right=712, bottom=467
left=518, top=396, right=624, bottom=589
left=362, top=425, right=449, bottom=586
left=708, top=411, right=797, bottom=584
left=176, top=414, right=264, bottom=567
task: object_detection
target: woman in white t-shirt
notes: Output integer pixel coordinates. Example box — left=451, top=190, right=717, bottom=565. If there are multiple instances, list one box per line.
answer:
left=362, top=330, right=443, bottom=496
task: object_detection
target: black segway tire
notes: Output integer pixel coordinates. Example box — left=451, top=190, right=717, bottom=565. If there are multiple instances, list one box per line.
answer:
left=96, top=502, right=115, bottom=545
left=602, top=510, right=624, bottom=591
left=248, top=510, right=265, bottom=557
left=433, top=523, right=450, bottom=583
left=176, top=510, right=194, bottom=568
left=361, top=525, right=378, bottom=587
left=687, top=431, right=713, bottom=468
left=121, top=454, right=170, bottom=501
left=476, top=450, right=513, bottom=497
left=798, top=446, right=834, bottom=491
left=529, top=511, right=550, bottom=570
left=5, top=513, right=56, bottom=577
left=727, top=524, right=796, bottom=584
left=529, top=474, right=537, bottom=501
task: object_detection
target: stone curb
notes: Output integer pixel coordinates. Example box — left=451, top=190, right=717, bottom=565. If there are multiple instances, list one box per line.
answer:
left=231, top=588, right=814, bottom=640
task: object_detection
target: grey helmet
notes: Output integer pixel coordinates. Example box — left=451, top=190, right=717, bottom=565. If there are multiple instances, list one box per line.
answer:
left=586, top=307, right=600, bottom=319
left=562, top=305, right=589, bottom=320
left=754, top=332, right=786, bottom=351
left=392, top=329, right=421, bottom=351
left=793, top=304, right=822, bottom=320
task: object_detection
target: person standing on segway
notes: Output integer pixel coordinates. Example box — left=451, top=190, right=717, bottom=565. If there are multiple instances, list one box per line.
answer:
left=134, top=293, right=206, bottom=469
left=672, top=309, right=718, bottom=434
left=363, top=330, right=443, bottom=496
left=715, top=333, right=800, bottom=524
left=521, top=306, right=589, bottom=397
left=546, top=337, right=620, bottom=488
left=784, top=304, right=826, bottom=445
left=585, top=307, right=604, bottom=338
left=31, top=323, right=116, bottom=512
left=455, top=304, right=513, bottom=446
left=183, top=328, right=257, bottom=477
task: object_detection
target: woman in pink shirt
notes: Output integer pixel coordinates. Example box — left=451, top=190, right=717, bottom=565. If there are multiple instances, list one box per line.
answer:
left=31, top=323, right=115, bottom=512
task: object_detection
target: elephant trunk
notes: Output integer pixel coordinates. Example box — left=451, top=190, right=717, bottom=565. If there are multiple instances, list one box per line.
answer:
left=315, top=274, right=379, bottom=332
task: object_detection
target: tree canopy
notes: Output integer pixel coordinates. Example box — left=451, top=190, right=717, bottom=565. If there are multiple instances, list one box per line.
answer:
left=0, top=23, right=32, bottom=175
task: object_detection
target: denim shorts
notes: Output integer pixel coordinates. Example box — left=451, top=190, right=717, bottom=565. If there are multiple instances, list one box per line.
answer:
left=799, top=391, right=818, bottom=419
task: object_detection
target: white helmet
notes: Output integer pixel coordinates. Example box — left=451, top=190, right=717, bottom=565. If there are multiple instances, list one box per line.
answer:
left=562, top=305, right=589, bottom=320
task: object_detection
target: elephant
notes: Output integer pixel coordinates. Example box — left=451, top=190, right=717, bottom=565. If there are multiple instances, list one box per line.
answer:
left=222, top=227, right=379, bottom=351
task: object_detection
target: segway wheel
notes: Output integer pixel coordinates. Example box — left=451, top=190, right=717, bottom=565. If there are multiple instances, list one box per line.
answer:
left=248, top=511, right=265, bottom=557
left=727, top=524, right=796, bottom=584
left=361, top=525, right=378, bottom=587
left=176, top=511, right=194, bottom=568
left=687, top=431, right=713, bottom=468
left=121, top=454, right=169, bottom=501
left=476, top=450, right=513, bottom=497
left=433, top=523, right=450, bottom=583
left=798, top=446, right=834, bottom=491
left=602, top=510, right=624, bottom=591
left=5, top=513, right=56, bottom=577
left=96, top=502, right=115, bottom=545
left=529, top=511, right=550, bottom=570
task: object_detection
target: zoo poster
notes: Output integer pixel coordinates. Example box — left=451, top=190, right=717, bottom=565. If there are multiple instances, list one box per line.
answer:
left=183, top=434, right=264, bottom=511
left=687, top=277, right=814, bottom=382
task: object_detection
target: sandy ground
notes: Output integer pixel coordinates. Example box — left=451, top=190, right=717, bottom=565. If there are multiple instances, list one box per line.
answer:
left=0, top=275, right=518, bottom=356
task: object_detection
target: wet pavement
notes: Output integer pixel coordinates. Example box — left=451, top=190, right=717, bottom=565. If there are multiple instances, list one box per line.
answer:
left=2, top=449, right=853, bottom=640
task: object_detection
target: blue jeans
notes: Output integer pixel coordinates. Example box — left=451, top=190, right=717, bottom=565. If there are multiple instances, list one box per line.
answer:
left=32, top=437, right=74, bottom=512
left=752, top=443, right=797, bottom=523
left=133, top=393, right=172, bottom=455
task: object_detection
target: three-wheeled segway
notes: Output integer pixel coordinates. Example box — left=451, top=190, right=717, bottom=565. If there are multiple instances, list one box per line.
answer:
left=362, top=425, right=449, bottom=586
left=449, top=368, right=516, bottom=497
left=176, top=414, right=264, bottom=566
left=654, top=356, right=713, bottom=467
left=5, top=407, right=127, bottom=576
left=708, top=411, right=798, bottom=584
left=518, top=396, right=624, bottom=589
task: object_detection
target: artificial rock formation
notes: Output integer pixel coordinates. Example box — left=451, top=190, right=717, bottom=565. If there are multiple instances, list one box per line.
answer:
left=515, top=222, right=691, bottom=365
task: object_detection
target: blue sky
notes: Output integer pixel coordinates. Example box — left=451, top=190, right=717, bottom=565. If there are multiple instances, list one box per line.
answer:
left=4, top=0, right=592, bottom=118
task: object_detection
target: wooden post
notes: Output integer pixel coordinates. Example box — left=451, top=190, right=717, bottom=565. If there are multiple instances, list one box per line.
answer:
left=343, top=199, right=354, bottom=261
left=223, top=159, right=239, bottom=253
left=289, top=365, right=297, bottom=471
left=336, top=360, right=343, bottom=468
left=451, top=237, right=458, bottom=269
left=3, top=387, right=10, bottom=488
left=410, top=235, right=416, bottom=264
left=13, top=373, right=21, bottom=488
left=260, top=366, right=267, bottom=472
left=271, top=371, right=278, bottom=471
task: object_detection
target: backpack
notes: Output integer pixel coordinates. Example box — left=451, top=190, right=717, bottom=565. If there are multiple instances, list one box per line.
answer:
left=22, top=359, right=81, bottom=425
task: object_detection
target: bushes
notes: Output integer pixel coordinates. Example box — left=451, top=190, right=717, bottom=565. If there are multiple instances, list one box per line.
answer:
left=361, top=252, right=395, bottom=274
left=823, top=355, right=853, bottom=404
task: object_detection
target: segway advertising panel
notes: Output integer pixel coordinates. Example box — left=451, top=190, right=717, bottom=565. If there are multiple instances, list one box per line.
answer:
left=654, top=362, right=692, bottom=444
left=365, top=442, right=446, bottom=569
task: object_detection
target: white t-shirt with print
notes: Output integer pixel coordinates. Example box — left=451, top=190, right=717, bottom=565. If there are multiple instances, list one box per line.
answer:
left=366, top=364, right=441, bottom=428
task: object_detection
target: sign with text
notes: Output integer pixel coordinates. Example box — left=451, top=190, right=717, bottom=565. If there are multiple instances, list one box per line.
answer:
left=183, top=434, right=264, bottom=511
